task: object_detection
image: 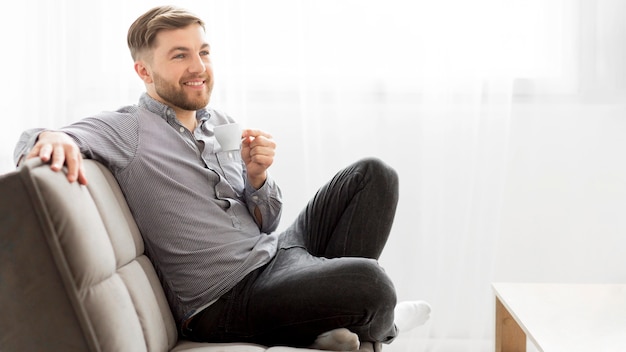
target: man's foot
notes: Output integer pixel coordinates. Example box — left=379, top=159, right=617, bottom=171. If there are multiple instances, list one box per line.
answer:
left=357, top=341, right=383, bottom=352
left=310, top=328, right=360, bottom=351
left=394, top=300, right=431, bottom=333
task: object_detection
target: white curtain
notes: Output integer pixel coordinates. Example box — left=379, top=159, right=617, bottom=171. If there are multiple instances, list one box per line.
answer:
left=2, top=1, right=625, bottom=351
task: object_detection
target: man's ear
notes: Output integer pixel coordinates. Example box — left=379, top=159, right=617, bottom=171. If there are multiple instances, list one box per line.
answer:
left=134, top=60, right=153, bottom=84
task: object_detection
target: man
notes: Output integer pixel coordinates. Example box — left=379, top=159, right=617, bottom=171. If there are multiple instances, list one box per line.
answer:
left=15, top=6, right=429, bottom=351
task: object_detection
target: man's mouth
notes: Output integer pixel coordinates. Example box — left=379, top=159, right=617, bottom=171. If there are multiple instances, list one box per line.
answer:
left=184, top=80, right=205, bottom=86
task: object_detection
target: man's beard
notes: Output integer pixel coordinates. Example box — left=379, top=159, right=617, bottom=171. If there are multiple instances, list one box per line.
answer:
left=153, top=72, right=212, bottom=111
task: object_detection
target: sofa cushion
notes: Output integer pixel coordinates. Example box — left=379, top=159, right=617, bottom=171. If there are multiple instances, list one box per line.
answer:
left=0, top=159, right=178, bottom=351
left=0, top=159, right=327, bottom=352
left=1, top=160, right=92, bottom=351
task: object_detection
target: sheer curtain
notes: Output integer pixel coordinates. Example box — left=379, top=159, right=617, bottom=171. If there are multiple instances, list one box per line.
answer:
left=2, top=1, right=625, bottom=351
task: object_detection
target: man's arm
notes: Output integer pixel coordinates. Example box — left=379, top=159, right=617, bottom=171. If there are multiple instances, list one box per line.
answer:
left=241, top=129, right=275, bottom=189
left=15, top=129, right=87, bottom=185
left=244, top=175, right=283, bottom=233
left=14, top=128, right=44, bottom=166
left=14, top=112, right=139, bottom=185
left=29, top=131, right=87, bottom=184
left=241, top=129, right=282, bottom=232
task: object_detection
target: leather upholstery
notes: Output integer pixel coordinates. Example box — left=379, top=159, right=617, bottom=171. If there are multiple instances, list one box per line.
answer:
left=0, top=159, right=318, bottom=352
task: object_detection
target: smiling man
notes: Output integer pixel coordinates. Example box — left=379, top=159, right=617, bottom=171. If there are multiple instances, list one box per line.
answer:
left=14, top=6, right=430, bottom=351
left=132, top=19, right=213, bottom=129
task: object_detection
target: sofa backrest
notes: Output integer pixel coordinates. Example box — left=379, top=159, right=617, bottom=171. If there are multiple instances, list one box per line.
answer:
left=0, top=159, right=178, bottom=352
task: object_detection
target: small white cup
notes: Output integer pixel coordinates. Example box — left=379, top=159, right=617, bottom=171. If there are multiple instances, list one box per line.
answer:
left=214, top=123, right=243, bottom=151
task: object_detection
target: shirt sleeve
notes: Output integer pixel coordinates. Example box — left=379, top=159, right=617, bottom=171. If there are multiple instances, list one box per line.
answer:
left=61, top=112, right=139, bottom=172
left=13, top=110, right=139, bottom=173
left=244, top=173, right=283, bottom=234
left=14, top=128, right=46, bottom=166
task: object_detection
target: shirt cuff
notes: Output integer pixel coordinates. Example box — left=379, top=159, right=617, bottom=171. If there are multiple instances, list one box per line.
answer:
left=244, top=174, right=277, bottom=205
left=14, top=128, right=46, bottom=167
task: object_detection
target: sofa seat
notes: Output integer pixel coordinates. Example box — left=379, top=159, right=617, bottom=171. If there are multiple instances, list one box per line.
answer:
left=0, top=159, right=323, bottom=352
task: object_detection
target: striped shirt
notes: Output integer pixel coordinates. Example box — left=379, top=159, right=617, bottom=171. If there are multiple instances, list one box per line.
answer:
left=16, top=93, right=282, bottom=324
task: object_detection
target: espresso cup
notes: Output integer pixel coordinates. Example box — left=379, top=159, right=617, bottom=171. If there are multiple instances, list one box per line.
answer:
left=214, top=123, right=243, bottom=151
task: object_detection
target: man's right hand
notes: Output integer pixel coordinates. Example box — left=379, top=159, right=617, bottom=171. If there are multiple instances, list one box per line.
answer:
left=26, top=131, right=88, bottom=185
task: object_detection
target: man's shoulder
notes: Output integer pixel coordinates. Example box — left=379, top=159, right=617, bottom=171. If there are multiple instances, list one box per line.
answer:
left=205, top=106, right=236, bottom=124
left=116, top=104, right=141, bottom=115
left=92, top=104, right=166, bottom=125
left=80, top=105, right=146, bottom=132
left=90, top=104, right=140, bottom=119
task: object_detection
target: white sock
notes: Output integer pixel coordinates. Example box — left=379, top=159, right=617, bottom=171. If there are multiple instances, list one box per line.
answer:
left=310, top=328, right=360, bottom=351
left=394, top=300, right=431, bottom=333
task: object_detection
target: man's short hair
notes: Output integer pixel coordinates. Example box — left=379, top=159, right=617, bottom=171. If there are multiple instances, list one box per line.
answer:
left=127, top=5, right=205, bottom=61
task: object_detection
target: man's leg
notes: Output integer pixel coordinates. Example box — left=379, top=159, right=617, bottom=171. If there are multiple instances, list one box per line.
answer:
left=256, top=157, right=401, bottom=347
left=186, top=158, right=401, bottom=348
left=286, top=157, right=399, bottom=259
left=237, top=247, right=397, bottom=347
left=310, top=328, right=360, bottom=351
left=184, top=248, right=397, bottom=347
left=292, top=157, right=431, bottom=343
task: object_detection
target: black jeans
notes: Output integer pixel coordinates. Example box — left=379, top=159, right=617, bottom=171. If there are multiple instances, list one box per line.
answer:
left=185, top=157, right=400, bottom=347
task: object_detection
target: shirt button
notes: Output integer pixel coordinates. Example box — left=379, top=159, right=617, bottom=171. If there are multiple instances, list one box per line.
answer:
left=179, top=127, right=185, bottom=133
left=252, top=196, right=259, bottom=201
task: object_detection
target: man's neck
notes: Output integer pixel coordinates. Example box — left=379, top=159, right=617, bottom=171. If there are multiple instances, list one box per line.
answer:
left=175, top=110, right=197, bottom=131
left=146, top=92, right=198, bottom=131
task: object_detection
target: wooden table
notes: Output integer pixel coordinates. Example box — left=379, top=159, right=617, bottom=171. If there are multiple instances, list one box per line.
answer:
left=493, top=283, right=626, bottom=352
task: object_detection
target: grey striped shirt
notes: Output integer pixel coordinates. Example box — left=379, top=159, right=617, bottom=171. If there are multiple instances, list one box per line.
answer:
left=15, top=94, right=282, bottom=324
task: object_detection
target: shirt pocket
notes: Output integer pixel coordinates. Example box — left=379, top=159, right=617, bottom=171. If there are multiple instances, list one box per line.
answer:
left=216, top=151, right=245, bottom=193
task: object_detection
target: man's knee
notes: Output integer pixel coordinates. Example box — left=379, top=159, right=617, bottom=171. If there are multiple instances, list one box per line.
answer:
left=357, top=157, right=399, bottom=194
left=359, top=157, right=397, bottom=180
left=341, top=258, right=397, bottom=342
left=343, top=258, right=397, bottom=311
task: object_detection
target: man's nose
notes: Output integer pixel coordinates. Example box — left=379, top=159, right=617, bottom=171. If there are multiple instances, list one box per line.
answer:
left=189, top=55, right=206, bottom=73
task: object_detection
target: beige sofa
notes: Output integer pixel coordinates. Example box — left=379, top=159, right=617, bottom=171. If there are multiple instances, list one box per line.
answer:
left=0, top=159, right=326, bottom=352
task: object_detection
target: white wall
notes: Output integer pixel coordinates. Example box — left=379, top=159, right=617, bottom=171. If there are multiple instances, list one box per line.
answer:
left=496, top=100, right=626, bottom=284
left=381, top=97, right=626, bottom=352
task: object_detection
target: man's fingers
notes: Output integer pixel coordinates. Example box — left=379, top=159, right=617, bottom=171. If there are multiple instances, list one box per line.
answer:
left=56, top=152, right=87, bottom=185
left=248, top=144, right=275, bottom=158
left=26, top=143, right=46, bottom=161
left=243, top=129, right=272, bottom=139
left=63, top=147, right=85, bottom=184
left=247, top=135, right=276, bottom=149
left=25, top=145, right=40, bottom=160
left=26, top=131, right=88, bottom=184
left=77, top=164, right=89, bottom=185
left=50, top=145, right=66, bottom=171
left=67, top=161, right=88, bottom=185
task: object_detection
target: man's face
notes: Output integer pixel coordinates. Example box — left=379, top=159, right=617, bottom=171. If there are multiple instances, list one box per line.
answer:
left=144, top=24, right=213, bottom=112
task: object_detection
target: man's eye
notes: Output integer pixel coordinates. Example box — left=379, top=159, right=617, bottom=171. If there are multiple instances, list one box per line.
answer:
left=174, top=54, right=185, bottom=59
left=200, top=51, right=210, bottom=56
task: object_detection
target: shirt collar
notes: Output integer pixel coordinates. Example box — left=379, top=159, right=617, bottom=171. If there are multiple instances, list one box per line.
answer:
left=138, top=93, right=211, bottom=125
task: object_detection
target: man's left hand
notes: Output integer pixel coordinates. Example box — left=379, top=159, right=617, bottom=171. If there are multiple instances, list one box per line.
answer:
left=241, top=129, right=275, bottom=189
